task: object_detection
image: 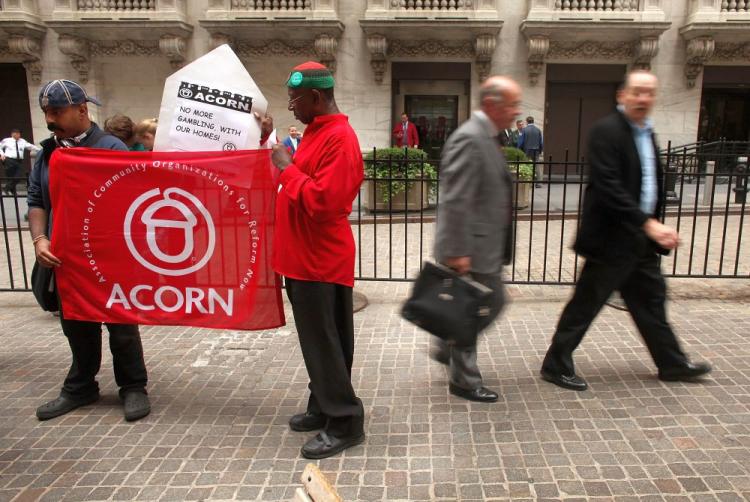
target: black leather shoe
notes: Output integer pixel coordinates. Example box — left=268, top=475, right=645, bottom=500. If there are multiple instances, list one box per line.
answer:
left=301, top=430, right=366, bottom=459
left=658, top=362, right=712, bottom=382
left=36, top=393, right=99, bottom=421
left=429, top=349, right=449, bottom=366
left=123, top=391, right=151, bottom=422
left=449, top=383, right=499, bottom=403
left=540, top=370, right=588, bottom=391
left=289, top=412, right=327, bottom=432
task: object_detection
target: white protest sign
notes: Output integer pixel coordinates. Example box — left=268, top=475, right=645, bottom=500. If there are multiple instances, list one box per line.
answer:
left=153, top=44, right=268, bottom=152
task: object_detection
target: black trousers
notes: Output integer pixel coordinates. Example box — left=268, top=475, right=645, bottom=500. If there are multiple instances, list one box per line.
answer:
left=285, top=278, right=364, bottom=436
left=3, top=158, right=23, bottom=194
left=59, top=313, right=148, bottom=399
left=542, top=252, right=688, bottom=376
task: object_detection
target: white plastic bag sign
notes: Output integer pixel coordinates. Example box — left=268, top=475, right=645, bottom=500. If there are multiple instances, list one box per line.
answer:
left=154, top=44, right=268, bottom=152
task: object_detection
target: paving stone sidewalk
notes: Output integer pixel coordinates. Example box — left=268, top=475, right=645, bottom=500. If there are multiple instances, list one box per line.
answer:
left=1, top=280, right=749, bottom=501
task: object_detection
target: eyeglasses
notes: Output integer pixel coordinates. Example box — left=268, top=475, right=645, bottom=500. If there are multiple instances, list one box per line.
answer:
left=287, top=95, right=304, bottom=108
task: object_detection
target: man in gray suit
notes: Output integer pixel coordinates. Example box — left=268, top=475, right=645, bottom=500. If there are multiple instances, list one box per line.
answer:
left=432, top=76, right=521, bottom=402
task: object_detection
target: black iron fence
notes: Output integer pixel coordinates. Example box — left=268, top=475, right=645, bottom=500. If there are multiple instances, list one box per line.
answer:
left=354, top=142, right=749, bottom=284
left=2, top=141, right=749, bottom=291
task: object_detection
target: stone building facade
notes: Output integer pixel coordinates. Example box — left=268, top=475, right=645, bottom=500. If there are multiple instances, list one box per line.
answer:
left=1, top=0, right=749, bottom=160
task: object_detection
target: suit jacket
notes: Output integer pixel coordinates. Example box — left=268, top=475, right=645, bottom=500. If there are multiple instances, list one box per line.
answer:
left=519, top=123, right=543, bottom=152
left=510, top=128, right=521, bottom=147
left=574, top=110, right=667, bottom=265
left=282, top=135, right=300, bottom=155
left=434, top=112, right=513, bottom=275
left=392, top=121, right=419, bottom=148
left=497, top=129, right=512, bottom=147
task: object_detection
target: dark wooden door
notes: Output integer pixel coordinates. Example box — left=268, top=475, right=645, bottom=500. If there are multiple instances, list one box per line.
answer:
left=544, top=82, right=618, bottom=169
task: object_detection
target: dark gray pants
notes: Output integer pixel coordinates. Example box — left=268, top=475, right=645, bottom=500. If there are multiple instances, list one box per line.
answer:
left=433, top=273, right=505, bottom=390
left=3, top=158, right=23, bottom=194
left=59, top=313, right=147, bottom=399
left=285, top=278, right=364, bottom=437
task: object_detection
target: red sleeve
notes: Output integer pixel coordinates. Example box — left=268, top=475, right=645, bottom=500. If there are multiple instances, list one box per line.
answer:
left=279, top=135, right=363, bottom=223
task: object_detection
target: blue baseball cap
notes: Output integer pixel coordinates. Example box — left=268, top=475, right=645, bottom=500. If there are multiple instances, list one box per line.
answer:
left=38, top=79, right=102, bottom=109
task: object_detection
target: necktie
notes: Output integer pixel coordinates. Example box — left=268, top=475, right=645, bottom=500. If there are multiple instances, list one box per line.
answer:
left=15, top=140, right=20, bottom=160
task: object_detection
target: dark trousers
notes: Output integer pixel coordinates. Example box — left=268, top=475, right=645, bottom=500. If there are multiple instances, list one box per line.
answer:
left=60, top=313, right=148, bottom=399
left=3, top=158, right=23, bottom=194
left=542, top=252, right=688, bottom=376
left=285, top=278, right=364, bottom=437
left=433, top=272, right=505, bottom=390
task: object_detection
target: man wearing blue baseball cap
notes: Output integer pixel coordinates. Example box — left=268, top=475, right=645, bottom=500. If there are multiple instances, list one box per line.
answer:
left=28, top=79, right=151, bottom=422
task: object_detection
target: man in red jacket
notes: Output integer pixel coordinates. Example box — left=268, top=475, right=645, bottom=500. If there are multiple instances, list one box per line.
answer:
left=270, top=62, right=365, bottom=459
left=392, top=112, right=419, bottom=148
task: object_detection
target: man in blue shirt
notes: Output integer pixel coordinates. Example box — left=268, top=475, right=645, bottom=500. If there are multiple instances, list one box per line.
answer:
left=282, top=125, right=302, bottom=155
left=540, top=70, right=711, bottom=391
left=28, top=79, right=151, bottom=422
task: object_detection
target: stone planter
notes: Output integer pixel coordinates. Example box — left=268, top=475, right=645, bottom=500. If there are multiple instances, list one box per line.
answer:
left=364, top=180, right=432, bottom=212
left=514, top=181, right=531, bottom=210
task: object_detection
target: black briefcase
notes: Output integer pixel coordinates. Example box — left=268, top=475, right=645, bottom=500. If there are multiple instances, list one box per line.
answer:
left=401, top=262, right=495, bottom=347
left=31, top=262, right=59, bottom=312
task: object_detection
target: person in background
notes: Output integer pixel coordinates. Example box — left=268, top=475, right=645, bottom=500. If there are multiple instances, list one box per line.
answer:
left=510, top=119, right=525, bottom=147
left=392, top=112, right=419, bottom=148
left=28, top=79, right=151, bottom=422
left=518, top=115, right=544, bottom=187
left=282, top=125, right=302, bottom=155
left=1, top=128, right=41, bottom=195
left=540, top=70, right=712, bottom=392
left=134, top=118, right=157, bottom=151
left=104, top=114, right=146, bottom=151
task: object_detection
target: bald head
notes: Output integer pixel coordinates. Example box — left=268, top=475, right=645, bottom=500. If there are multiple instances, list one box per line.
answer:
left=479, top=76, right=522, bottom=130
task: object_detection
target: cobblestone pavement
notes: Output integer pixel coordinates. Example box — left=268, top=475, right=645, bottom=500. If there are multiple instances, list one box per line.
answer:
left=1, top=278, right=749, bottom=501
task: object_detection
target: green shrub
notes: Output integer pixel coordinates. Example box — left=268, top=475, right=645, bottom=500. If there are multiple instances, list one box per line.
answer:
left=503, top=147, right=534, bottom=181
left=363, top=147, right=437, bottom=202
left=502, top=146, right=528, bottom=163
left=511, top=162, right=535, bottom=181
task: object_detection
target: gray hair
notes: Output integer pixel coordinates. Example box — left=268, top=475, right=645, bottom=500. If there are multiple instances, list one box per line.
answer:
left=479, top=82, right=505, bottom=103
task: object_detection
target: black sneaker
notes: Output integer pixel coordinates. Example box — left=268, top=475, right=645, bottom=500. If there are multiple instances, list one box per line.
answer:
left=123, top=391, right=151, bottom=422
left=36, top=393, right=99, bottom=420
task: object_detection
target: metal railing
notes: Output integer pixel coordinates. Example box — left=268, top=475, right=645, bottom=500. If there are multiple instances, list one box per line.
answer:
left=2, top=144, right=749, bottom=291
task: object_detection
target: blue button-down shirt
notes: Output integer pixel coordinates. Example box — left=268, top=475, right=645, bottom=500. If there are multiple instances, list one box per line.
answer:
left=618, top=105, right=657, bottom=215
